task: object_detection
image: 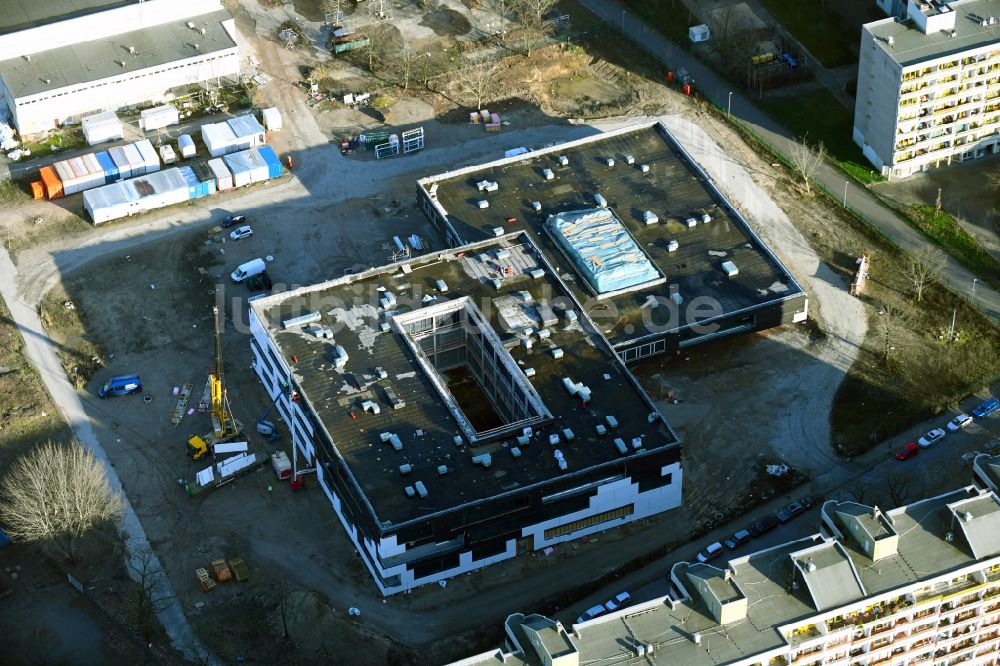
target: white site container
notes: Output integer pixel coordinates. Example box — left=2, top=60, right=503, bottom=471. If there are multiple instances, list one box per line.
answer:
left=84, top=182, right=135, bottom=224
left=139, top=104, right=179, bottom=131
left=57, top=158, right=86, bottom=195
left=81, top=111, right=123, bottom=145
left=108, top=146, right=133, bottom=180
left=134, top=139, right=161, bottom=174
left=245, top=148, right=269, bottom=184
left=261, top=107, right=282, bottom=131
left=178, top=134, right=196, bottom=158
left=202, top=122, right=239, bottom=157
left=226, top=114, right=266, bottom=150
left=223, top=151, right=252, bottom=188
left=122, top=143, right=145, bottom=176
left=208, top=158, right=233, bottom=190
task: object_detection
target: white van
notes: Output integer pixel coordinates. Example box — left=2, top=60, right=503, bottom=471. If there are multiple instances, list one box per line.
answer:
left=231, top=257, right=266, bottom=283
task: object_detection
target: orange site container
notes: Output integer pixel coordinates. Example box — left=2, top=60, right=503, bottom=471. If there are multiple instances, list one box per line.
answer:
left=30, top=181, right=44, bottom=199
left=39, top=165, right=63, bottom=199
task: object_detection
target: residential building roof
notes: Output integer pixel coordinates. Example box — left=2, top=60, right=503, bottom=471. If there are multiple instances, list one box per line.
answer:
left=865, top=0, right=1000, bottom=67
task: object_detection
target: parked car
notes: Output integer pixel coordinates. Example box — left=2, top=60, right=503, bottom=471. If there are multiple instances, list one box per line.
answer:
left=98, top=374, right=142, bottom=398
left=748, top=514, right=779, bottom=537
left=972, top=398, right=1000, bottom=419
left=778, top=502, right=805, bottom=523
left=696, top=541, right=723, bottom=563
left=800, top=495, right=816, bottom=510
left=946, top=413, right=972, bottom=431
left=723, top=529, right=751, bottom=550
left=896, top=442, right=919, bottom=460
left=576, top=604, right=606, bottom=624
left=604, top=591, right=631, bottom=612
left=917, top=428, right=946, bottom=448
left=229, top=225, right=253, bottom=241
left=221, top=213, right=246, bottom=228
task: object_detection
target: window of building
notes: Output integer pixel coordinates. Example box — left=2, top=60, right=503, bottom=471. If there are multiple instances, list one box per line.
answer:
left=543, top=504, right=634, bottom=539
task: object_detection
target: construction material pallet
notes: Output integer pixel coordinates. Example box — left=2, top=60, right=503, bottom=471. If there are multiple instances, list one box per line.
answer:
left=228, top=557, right=250, bottom=582
left=195, top=567, right=216, bottom=592
left=171, top=384, right=194, bottom=425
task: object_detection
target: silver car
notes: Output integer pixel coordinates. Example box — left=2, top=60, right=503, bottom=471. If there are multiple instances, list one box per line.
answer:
left=229, top=225, right=253, bottom=241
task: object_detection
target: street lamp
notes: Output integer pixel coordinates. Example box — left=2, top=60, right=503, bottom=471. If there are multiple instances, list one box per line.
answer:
left=972, top=278, right=979, bottom=308
left=727, top=91, right=732, bottom=117
left=843, top=180, right=848, bottom=208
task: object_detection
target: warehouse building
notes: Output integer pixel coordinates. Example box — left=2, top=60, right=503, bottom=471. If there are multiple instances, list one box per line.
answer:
left=249, top=232, right=683, bottom=595
left=854, top=0, right=1000, bottom=178
left=0, top=0, right=240, bottom=135
left=417, top=121, right=807, bottom=363
left=454, top=486, right=1000, bottom=666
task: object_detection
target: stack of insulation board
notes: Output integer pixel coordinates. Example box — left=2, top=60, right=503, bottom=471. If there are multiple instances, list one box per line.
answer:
left=81, top=111, right=123, bottom=145
left=256, top=145, right=283, bottom=179
left=139, top=105, right=179, bottom=131
left=177, top=165, right=217, bottom=200
left=83, top=168, right=189, bottom=224
left=207, top=158, right=233, bottom=190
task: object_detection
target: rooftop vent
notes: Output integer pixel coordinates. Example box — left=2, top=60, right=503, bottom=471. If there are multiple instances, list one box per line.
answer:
left=963, top=511, right=974, bottom=522
left=472, top=453, right=493, bottom=468
left=805, top=559, right=817, bottom=572
left=414, top=481, right=428, bottom=498
left=887, top=35, right=895, bottom=47
left=187, top=21, right=196, bottom=29
left=24, top=54, right=30, bottom=62
left=127, top=46, right=136, bottom=54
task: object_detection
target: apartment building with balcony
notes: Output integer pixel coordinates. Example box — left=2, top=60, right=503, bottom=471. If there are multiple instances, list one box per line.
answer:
left=453, top=486, right=1000, bottom=666
left=854, top=0, right=1000, bottom=179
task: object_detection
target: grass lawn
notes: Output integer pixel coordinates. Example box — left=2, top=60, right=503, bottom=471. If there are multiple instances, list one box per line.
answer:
left=759, top=0, right=859, bottom=68
left=907, top=205, right=1000, bottom=290
left=758, top=87, right=883, bottom=184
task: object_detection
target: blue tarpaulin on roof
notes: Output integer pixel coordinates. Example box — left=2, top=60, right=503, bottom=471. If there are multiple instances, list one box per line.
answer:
left=545, top=208, right=661, bottom=294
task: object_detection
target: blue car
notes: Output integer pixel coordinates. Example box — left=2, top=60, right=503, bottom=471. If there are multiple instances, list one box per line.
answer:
left=98, top=374, right=142, bottom=398
left=973, top=398, right=1000, bottom=419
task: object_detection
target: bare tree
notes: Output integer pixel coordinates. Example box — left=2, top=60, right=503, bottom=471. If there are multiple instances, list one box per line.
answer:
left=789, top=139, right=827, bottom=196
left=988, top=169, right=1000, bottom=191
left=876, top=300, right=909, bottom=364
left=0, top=441, right=124, bottom=561
left=393, top=41, right=420, bottom=91
left=905, top=245, right=945, bottom=302
left=509, top=0, right=557, bottom=55
left=361, top=23, right=402, bottom=74
left=885, top=469, right=921, bottom=508
left=456, top=59, right=502, bottom=110
left=126, top=542, right=173, bottom=640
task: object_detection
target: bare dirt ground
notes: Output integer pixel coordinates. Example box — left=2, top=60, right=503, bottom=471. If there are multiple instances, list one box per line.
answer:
left=5, top=2, right=1000, bottom=664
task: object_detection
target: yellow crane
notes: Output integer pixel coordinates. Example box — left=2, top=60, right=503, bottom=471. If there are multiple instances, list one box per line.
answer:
left=187, top=306, right=241, bottom=460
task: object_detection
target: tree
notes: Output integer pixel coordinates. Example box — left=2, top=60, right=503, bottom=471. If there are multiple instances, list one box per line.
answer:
left=126, top=542, right=174, bottom=640
left=362, top=23, right=402, bottom=74
left=0, top=441, right=124, bottom=561
left=393, top=41, right=421, bottom=91
left=509, top=0, right=557, bottom=55
left=876, top=300, right=908, bottom=364
left=789, top=139, right=827, bottom=195
left=456, top=59, right=501, bottom=110
left=885, top=469, right=921, bottom=508
left=904, top=245, right=945, bottom=302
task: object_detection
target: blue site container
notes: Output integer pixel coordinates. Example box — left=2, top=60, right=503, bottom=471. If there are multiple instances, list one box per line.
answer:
left=95, top=150, right=119, bottom=183
left=177, top=166, right=212, bottom=200
left=256, top=145, right=283, bottom=179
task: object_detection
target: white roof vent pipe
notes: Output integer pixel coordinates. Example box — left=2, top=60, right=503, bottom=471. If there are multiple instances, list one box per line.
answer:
left=805, top=559, right=817, bottom=572
left=887, top=35, right=894, bottom=47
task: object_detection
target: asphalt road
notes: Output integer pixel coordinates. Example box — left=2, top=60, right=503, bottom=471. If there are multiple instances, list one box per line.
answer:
left=580, top=0, right=1000, bottom=321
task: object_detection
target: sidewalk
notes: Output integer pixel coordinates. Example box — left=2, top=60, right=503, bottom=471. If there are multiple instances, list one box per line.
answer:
left=580, top=0, right=1000, bottom=321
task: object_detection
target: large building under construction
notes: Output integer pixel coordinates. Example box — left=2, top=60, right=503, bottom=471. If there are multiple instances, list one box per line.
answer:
left=417, top=120, right=808, bottom=363
left=250, top=232, right=683, bottom=595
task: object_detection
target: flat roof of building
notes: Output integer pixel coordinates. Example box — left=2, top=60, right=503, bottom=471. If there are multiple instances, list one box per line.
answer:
left=419, top=121, right=804, bottom=350
left=0, top=0, right=129, bottom=35
left=0, top=9, right=235, bottom=98
left=865, top=0, right=1000, bottom=67
left=455, top=487, right=1000, bottom=666
left=251, top=232, right=680, bottom=529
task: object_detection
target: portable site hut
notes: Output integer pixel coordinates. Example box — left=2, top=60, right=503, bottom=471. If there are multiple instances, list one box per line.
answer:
left=139, top=105, right=179, bottom=132
left=81, top=111, right=123, bottom=145
left=38, top=166, right=62, bottom=199
left=256, top=145, right=283, bottom=179
left=108, top=146, right=133, bottom=179
left=178, top=134, right=196, bottom=158
left=177, top=165, right=216, bottom=200
left=125, top=168, right=189, bottom=212
left=134, top=140, right=161, bottom=174
left=84, top=182, right=135, bottom=224
left=57, top=155, right=105, bottom=195
left=191, top=163, right=218, bottom=196
left=159, top=144, right=177, bottom=165
left=207, top=158, right=233, bottom=190
left=222, top=150, right=254, bottom=187
left=261, top=107, right=282, bottom=131
left=226, top=114, right=266, bottom=150
left=244, top=148, right=269, bottom=184
left=94, top=150, right=119, bottom=183
left=688, top=24, right=710, bottom=43
left=122, top=143, right=145, bottom=176
left=202, top=122, right=240, bottom=157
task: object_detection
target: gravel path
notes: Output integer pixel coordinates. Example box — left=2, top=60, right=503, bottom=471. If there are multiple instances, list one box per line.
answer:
left=662, top=114, right=867, bottom=475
